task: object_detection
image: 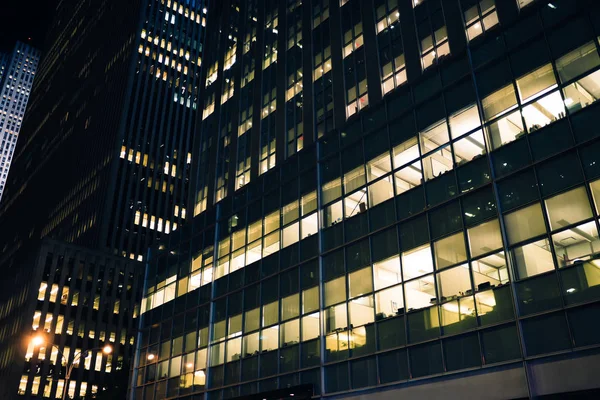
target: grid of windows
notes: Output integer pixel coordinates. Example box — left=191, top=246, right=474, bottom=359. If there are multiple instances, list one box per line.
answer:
left=139, top=1, right=600, bottom=399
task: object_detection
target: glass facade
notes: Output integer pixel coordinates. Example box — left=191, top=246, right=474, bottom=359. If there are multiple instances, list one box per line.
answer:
left=136, top=0, right=600, bottom=399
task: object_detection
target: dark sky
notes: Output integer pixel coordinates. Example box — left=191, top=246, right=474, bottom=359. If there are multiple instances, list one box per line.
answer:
left=0, top=0, right=58, bottom=53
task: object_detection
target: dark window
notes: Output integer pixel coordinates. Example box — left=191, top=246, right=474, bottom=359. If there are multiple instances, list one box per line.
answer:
left=568, top=303, right=600, bottom=347
left=325, top=362, right=349, bottom=393
left=480, top=324, right=522, bottom=364
left=536, top=152, right=584, bottom=197
left=377, top=316, right=406, bottom=350
left=409, top=341, right=444, bottom=378
left=522, top=312, right=571, bottom=356
left=351, top=357, right=377, bottom=388
left=497, top=169, right=538, bottom=212
left=443, top=333, right=481, bottom=371
left=378, top=349, right=409, bottom=384
left=515, top=273, right=562, bottom=316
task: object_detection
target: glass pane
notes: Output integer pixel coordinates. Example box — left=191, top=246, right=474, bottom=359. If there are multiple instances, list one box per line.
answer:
left=443, top=333, right=481, bottom=371
left=516, top=64, right=557, bottom=103
left=325, top=304, right=347, bottom=333
left=485, top=109, right=525, bottom=149
left=373, top=256, right=402, bottom=290
left=376, top=285, right=404, bottom=319
left=349, top=267, right=373, bottom=298
left=475, top=285, right=514, bottom=325
left=544, top=186, right=593, bottom=231
left=419, top=121, right=450, bottom=154
left=521, top=312, right=570, bottom=356
left=472, top=251, right=509, bottom=288
left=367, top=153, right=393, bottom=182
left=302, top=313, right=320, bottom=341
left=449, top=104, right=481, bottom=139
left=563, top=70, right=600, bottom=114
left=422, top=145, right=453, bottom=181
left=561, top=260, right=600, bottom=305
left=344, top=188, right=368, bottom=218
left=368, top=176, right=394, bottom=207
left=482, top=84, right=517, bottom=121
left=521, top=91, right=565, bottom=132
left=394, top=161, right=423, bottom=194
left=453, top=130, right=486, bottom=166
left=504, top=203, right=547, bottom=245
left=405, top=274, right=436, bottom=311
left=324, top=277, right=346, bottom=307
left=393, top=137, right=420, bottom=168
left=481, top=324, right=521, bottom=364
left=468, top=219, right=503, bottom=258
left=349, top=295, right=375, bottom=326
left=434, top=233, right=467, bottom=270
left=512, top=238, right=555, bottom=279
left=409, top=342, right=443, bottom=378
left=437, top=264, right=473, bottom=299
left=344, top=166, right=366, bottom=194
left=440, top=296, right=477, bottom=335
left=556, top=41, right=600, bottom=83
left=402, top=244, right=434, bottom=280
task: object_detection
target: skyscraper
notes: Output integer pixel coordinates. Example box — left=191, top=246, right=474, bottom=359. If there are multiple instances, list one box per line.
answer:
left=133, top=0, right=600, bottom=398
left=0, top=0, right=207, bottom=398
left=0, top=41, right=39, bottom=201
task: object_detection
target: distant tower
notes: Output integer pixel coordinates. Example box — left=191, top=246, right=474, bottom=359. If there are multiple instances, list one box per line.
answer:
left=0, top=41, right=40, bottom=200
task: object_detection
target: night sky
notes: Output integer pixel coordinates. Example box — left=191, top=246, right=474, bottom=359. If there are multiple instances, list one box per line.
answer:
left=0, top=0, right=58, bottom=53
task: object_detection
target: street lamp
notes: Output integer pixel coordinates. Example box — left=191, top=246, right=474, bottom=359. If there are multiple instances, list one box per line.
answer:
left=30, top=335, right=112, bottom=400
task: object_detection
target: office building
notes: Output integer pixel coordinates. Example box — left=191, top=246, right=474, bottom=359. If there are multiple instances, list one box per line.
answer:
left=133, top=0, right=600, bottom=399
left=0, top=0, right=207, bottom=398
left=0, top=41, right=39, bottom=201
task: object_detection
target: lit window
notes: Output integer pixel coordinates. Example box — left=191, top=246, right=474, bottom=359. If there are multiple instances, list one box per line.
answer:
left=463, top=0, right=498, bottom=41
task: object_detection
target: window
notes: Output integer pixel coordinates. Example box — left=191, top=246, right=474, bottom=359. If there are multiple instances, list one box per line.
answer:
left=434, top=233, right=467, bottom=269
left=463, top=0, right=498, bottom=41
left=545, top=187, right=593, bottom=231
left=376, top=0, right=405, bottom=94
left=405, top=275, right=436, bottom=310
left=437, top=264, right=473, bottom=299
left=556, top=41, right=600, bottom=84
left=402, top=244, right=434, bottom=279
left=418, top=13, right=450, bottom=70
left=373, top=256, right=401, bottom=290
left=512, top=238, right=555, bottom=279
left=552, top=221, right=600, bottom=268
left=376, top=285, right=404, bottom=318
left=504, top=203, right=547, bottom=245
left=468, top=219, right=503, bottom=258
